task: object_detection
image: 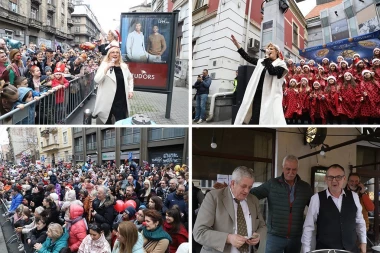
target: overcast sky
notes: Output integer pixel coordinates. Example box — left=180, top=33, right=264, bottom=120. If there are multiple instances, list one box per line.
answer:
left=296, top=0, right=317, bottom=16
left=82, top=0, right=149, bottom=33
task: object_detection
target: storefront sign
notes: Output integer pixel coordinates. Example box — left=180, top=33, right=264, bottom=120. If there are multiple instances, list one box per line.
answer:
left=102, top=152, right=115, bottom=160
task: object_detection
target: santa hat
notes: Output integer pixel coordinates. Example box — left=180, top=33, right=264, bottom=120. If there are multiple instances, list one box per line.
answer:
left=354, top=59, right=363, bottom=66
left=303, top=65, right=310, bottom=69
left=289, top=78, right=298, bottom=84
left=318, top=66, right=324, bottom=70
left=327, top=76, right=336, bottom=82
left=353, top=53, right=360, bottom=58
left=300, top=59, right=305, bottom=63
left=372, top=58, right=380, bottom=64
left=288, top=58, right=293, bottom=63
left=329, top=62, right=338, bottom=67
left=308, top=60, right=315, bottom=64
left=362, top=69, right=374, bottom=76
left=270, top=44, right=284, bottom=60
left=301, top=77, right=309, bottom=82
left=313, top=81, right=321, bottom=87
left=344, top=72, right=353, bottom=77
left=110, top=30, right=121, bottom=42
left=54, top=64, right=66, bottom=75
left=340, top=60, right=348, bottom=66
left=337, top=56, right=344, bottom=60
left=322, top=58, right=329, bottom=62
left=65, top=184, right=73, bottom=191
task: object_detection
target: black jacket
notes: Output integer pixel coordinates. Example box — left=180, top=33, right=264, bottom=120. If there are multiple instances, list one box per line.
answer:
left=93, top=195, right=116, bottom=227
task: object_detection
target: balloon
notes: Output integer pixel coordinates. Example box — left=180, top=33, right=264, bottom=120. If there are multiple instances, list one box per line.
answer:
left=124, top=200, right=136, bottom=209
left=114, top=200, right=125, bottom=213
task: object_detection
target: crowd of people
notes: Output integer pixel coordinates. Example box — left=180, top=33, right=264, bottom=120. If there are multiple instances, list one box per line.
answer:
left=0, top=160, right=189, bottom=253
left=0, top=38, right=102, bottom=124
left=283, top=50, right=380, bottom=124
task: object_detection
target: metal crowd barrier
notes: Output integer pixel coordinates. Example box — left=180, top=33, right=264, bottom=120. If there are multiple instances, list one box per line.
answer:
left=0, top=71, right=96, bottom=125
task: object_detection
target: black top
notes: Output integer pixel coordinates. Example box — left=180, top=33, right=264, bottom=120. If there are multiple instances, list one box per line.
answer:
left=316, top=190, right=357, bottom=251
left=113, top=66, right=127, bottom=104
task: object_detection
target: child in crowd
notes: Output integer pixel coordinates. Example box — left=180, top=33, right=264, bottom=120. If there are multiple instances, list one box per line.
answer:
left=14, top=86, right=39, bottom=124
left=51, top=65, right=69, bottom=123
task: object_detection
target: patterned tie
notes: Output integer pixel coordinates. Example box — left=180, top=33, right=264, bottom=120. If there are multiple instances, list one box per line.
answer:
left=234, top=198, right=249, bottom=253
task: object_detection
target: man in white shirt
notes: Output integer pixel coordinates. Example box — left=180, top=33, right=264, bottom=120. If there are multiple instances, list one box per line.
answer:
left=301, top=164, right=366, bottom=253
left=193, top=166, right=266, bottom=253
left=126, top=22, right=147, bottom=62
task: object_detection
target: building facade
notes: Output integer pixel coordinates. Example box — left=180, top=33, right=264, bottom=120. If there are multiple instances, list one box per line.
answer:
left=72, top=127, right=188, bottom=167
left=0, top=0, right=75, bottom=51
left=130, top=2, right=152, bottom=12
left=37, top=127, right=73, bottom=166
left=7, top=127, right=38, bottom=164
left=192, top=0, right=307, bottom=95
left=71, top=4, right=102, bottom=47
left=305, top=0, right=380, bottom=49
left=153, top=0, right=189, bottom=87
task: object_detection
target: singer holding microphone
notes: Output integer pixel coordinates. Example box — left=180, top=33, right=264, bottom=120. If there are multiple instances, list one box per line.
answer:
left=231, top=35, right=288, bottom=125
left=93, top=42, right=134, bottom=124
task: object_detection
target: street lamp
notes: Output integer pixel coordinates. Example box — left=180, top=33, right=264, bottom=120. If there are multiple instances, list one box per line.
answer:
left=279, top=0, right=289, bottom=13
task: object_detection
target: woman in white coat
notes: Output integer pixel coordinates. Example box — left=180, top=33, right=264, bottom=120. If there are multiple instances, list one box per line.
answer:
left=231, top=35, right=288, bottom=125
left=93, top=43, right=134, bottom=124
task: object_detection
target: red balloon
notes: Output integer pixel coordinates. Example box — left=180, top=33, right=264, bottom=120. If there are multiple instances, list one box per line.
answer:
left=124, top=200, right=137, bottom=209
left=114, top=200, right=125, bottom=213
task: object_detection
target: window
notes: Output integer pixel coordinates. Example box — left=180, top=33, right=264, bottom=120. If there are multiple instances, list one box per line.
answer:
left=75, top=36, right=79, bottom=42
left=63, top=131, right=67, bottom=144
left=54, top=134, right=57, bottom=143
left=47, top=0, right=52, bottom=4
left=9, top=1, right=18, bottom=13
left=74, top=137, right=83, bottom=152
left=4, top=30, right=13, bottom=39
left=348, top=17, right=358, bottom=37
left=64, top=151, right=69, bottom=162
left=47, top=16, right=52, bottom=26
left=75, top=26, right=80, bottom=32
left=323, top=26, right=331, bottom=43
left=149, top=128, right=185, bottom=141
left=41, top=142, right=43, bottom=147
left=122, top=129, right=141, bottom=145
left=293, top=23, right=298, bottom=47
left=102, top=129, right=115, bottom=148
left=31, top=7, right=38, bottom=20
left=195, top=0, right=204, bottom=9
left=86, top=134, right=97, bottom=150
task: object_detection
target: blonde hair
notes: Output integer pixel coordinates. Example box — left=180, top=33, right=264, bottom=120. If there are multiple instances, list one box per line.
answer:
left=266, top=43, right=280, bottom=58
left=118, top=221, right=138, bottom=253
left=47, top=223, right=63, bottom=240
left=103, top=46, right=128, bottom=69
left=143, top=180, right=152, bottom=197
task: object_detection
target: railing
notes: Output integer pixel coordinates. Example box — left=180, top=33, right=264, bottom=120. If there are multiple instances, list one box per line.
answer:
left=102, top=139, right=115, bottom=148
left=0, top=71, right=96, bottom=125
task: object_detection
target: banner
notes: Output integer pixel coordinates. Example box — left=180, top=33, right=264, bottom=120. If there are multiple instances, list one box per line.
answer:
left=299, top=30, right=380, bottom=64
left=120, top=12, right=174, bottom=91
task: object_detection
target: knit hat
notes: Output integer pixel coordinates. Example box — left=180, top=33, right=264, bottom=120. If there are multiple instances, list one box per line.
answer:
left=54, top=64, right=66, bottom=75
left=45, top=66, right=52, bottom=73
left=327, top=76, right=336, bottom=82
left=372, top=58, right=380, bottom=64
left=374, top=48, right=380, bottom=53
left=124, top=206, right=136, bottom=219
left=110, top=30, right=121, bottom=42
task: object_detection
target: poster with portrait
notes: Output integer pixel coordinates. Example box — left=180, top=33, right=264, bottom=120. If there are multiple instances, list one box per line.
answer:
left=358, top=17, right=380, bottom=35
left=120, top=12, right=176, bottom=91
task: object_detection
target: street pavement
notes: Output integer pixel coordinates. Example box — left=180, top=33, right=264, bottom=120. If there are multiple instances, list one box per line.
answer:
left=0, top=204, right=14, bottom=253
left=66, top=86, right=189, bottom=125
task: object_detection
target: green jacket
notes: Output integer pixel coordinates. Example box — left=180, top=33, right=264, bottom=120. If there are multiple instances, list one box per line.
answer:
left=38, top=228, right=69, bottom=253
left=250, top=173, right=312, bottom=238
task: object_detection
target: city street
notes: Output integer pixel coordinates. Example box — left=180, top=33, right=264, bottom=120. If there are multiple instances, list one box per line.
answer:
left=67, top=86, right=189, bottom=125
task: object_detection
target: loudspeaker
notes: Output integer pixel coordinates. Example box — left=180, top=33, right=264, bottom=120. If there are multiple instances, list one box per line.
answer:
left=231, top=65, right=256, bottom=124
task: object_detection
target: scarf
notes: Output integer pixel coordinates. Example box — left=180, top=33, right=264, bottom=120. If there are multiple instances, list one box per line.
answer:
left=66, top=216, right=85, bottom=231
left=142, top=225, right=172, bottom=243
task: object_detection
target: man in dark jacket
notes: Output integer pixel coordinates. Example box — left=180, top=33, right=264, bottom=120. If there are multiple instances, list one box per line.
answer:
left=193, top=69, right=212, bottom=124
left=92, top=185, right=115, bottom=227
left=164, top=184, right=186, bottom=215
left=250, top=155, right=312, bottom=253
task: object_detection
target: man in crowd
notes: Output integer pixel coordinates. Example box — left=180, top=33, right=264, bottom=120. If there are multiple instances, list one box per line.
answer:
left=164, top=184, right=187, bottom=214
left=251, top=155, right=313, bottom=253
left=193, top=166, right=267, bottom=253
left=168, top=178, right=178, bottom=193
left=193, top=69, right=212, bottom=124
left=3, top=186, right=23, bottom=217
left=177, top=173, right=188, bottom=191
left=302, top=164, right=367, bottom=253
left=156, top=180, right=170, bottom=202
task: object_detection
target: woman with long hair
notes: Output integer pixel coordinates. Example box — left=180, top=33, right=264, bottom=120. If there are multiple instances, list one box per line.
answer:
left=112, top=221, right=143, bottom=253
left=78, top=223, right=111, bottom=253
left=340, top=72, right=361, bottom=124
left=141, top=209, right=171, bottom=253
left=230, top=35, right=288, bottom=125
left=42, top=197, right=60, bottom=225
left=92, top=43, right=134, bottom=124
left=163, top=206, right=188, bottom=253
left=148, top=196, right=166, bottom=217
left=8, top=49, right=24, bottom=85
left=139, top=180, right=154, bottom=205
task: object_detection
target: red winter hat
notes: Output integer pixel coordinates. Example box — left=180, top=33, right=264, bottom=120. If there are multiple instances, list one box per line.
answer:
left=354, top=58, right=363, bottom=66
left=54, top=64, right=66, bottom=75
left=110, top=30, right=121, bottom=42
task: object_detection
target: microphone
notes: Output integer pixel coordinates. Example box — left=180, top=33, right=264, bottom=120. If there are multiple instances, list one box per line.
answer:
left=110, top=58, right=115, bottom=74
left=260, top=49, right=266, bottom=53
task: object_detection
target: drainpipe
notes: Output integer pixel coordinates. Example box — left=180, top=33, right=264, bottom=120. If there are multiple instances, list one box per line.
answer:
left=206, top=91, right=234, bottom=122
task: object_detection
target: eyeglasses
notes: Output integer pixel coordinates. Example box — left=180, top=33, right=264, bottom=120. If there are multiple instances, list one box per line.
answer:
left=326, top=175, right=345, bottom=181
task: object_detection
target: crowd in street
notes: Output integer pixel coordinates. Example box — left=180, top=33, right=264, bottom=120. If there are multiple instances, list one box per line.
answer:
left=0, top=38, right=101, bottom=124
left=283, top=50, right=380, bottom=124
left=0, top=159, right=189, bottom=253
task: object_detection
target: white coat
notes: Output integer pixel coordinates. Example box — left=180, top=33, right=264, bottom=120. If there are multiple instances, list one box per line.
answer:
left=234, top=58, right=288, bottom=125
left=92, top=61, right=134, bottom=123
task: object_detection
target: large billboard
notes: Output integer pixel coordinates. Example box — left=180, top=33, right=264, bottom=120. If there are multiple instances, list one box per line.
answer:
left=299, top=30, right=380, bottom=64
left=120, top=12, right=176, bottom=91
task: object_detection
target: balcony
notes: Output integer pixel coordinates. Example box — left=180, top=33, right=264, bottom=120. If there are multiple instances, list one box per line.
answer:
left=43, top=25, right=56, bottom=34
left=42, top=142, right=59, bottom=151
left=40, top=129, right=49, bottom=138
left=47, top=3, right=56, bottom=13
left=0, top=7, right=28, bottom=25
left=75, top=146, right=83, bottom=152
left=67, top=18, right=73, bottom=27
left=86, top=142, right=97, bottom=150
left=67, top=34, right=74, bottom=40
left=56, top=29, right=66, bottom=39
left=31, top=0, right=42, bottom=5
left=68, top=2, right=74, bottom=13
left=29, top=18, right=42, bottom=30
left=102, top=139, right=115, bottom=148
